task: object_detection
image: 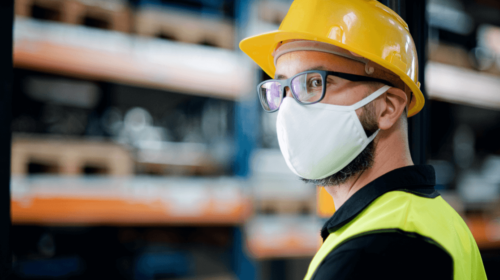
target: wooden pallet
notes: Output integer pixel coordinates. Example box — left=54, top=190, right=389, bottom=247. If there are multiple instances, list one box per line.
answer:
left=15, top=0, right=131, bottom=33
left=11, top=135, right=133, bottom=176
left=133, top=142, right=224, bottom=176
left=135, top=161, right=223, bottom=176
left=256, top=198, right=316, bottom=215
left=135, top=7, right=235, bottom=49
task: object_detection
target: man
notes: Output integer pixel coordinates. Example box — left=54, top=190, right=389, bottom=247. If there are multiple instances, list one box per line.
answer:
left=240, top=0, right=487, bottom=279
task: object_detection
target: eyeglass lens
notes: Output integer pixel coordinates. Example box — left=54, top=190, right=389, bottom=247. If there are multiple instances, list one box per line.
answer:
left=259, top=81, right=282, bottom=111
left=259, top=72, right=325, bottom=111
left=291, top=72, right=324, bottom=104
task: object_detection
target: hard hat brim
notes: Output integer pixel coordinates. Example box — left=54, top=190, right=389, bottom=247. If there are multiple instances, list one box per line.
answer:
left=240, top=30, right=424, bottom=117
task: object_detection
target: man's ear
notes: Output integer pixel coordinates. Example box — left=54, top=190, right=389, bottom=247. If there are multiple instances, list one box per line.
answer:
left=377, top=87, right=407, bottom=131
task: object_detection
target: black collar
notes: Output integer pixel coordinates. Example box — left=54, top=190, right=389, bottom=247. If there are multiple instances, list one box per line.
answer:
left=321, top=165, right=438, bottom=241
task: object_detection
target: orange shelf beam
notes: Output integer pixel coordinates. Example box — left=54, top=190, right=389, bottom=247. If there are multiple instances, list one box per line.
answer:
left=12, top=197, right=252, bottom=226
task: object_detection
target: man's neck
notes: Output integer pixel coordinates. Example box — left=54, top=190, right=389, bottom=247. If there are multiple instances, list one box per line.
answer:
left=325, top=131, right=413, bottom=210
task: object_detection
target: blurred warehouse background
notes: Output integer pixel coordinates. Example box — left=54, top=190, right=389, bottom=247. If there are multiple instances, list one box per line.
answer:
left=7, top=0, right=500, bottom=279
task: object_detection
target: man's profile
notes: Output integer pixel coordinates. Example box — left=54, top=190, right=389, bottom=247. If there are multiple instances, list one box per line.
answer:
left=240, top=0, right=487, bottom=279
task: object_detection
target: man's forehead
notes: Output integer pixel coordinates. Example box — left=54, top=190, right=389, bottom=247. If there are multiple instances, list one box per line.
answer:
left=273, top=40, right=367, bottom=66
left=274, top=51, right=365, bottom=79
left=273, top=40, right=375, bottom=79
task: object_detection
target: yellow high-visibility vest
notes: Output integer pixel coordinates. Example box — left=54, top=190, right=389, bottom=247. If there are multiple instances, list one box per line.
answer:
left=304, top=191, right=487, bottom=280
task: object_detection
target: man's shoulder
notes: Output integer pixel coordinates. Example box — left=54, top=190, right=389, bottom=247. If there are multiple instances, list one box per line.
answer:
left=312, top=230, right=453, bottom=280
left=369, top=190, right=465, bottom=231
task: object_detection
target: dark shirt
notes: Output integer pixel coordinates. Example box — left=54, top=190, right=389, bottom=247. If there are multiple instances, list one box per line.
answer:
left=312, top=165, right=453, bottom=280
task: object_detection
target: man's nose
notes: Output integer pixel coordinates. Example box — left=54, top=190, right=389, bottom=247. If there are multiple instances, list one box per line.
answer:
left=284, top=86, right=293, bottom=98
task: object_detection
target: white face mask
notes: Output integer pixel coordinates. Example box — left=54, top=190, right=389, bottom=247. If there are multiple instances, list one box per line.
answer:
left=276, top=85, right=391, bottom=180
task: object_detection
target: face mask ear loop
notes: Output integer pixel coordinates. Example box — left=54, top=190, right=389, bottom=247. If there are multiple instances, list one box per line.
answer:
left=351, top=85, right=391, bottom=110
left=367, top=129, right=380, bottom=142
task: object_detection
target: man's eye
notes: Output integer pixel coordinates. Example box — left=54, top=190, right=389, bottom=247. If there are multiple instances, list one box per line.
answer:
left=308, top=78, right=323, bottom=88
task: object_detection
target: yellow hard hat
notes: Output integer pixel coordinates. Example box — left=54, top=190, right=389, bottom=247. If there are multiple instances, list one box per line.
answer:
left=239, top=0, right=424, bottom=117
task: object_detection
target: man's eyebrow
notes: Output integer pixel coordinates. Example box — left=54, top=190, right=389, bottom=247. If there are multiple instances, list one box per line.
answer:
left=303, top=66, right=330, bottom=72
left=274, top=65, right=331, bottom=80
left=275, top=74, right=287, bottom=80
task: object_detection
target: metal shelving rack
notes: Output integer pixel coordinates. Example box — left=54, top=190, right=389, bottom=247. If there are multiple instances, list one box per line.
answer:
left=8, top=0, right=262, bottom=279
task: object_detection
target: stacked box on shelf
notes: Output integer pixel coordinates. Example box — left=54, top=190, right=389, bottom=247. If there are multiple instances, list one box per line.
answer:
left=134, top=1, right=235, bottom=49
left=15, top=0, right=131, bottom=32
left=134, top=142, right=224, bottom=176
left=252, top=181, right=316, bottom=215
left=256, top=198, right=315, bottom=215
left=11, top=135, right=134, bottom=176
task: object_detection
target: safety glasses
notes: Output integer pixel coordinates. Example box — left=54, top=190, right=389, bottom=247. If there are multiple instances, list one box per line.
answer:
left=257, top=70, right=393, bottom=112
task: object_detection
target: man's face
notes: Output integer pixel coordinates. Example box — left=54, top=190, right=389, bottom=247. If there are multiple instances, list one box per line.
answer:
left=275, top=50, right=379, bottom=186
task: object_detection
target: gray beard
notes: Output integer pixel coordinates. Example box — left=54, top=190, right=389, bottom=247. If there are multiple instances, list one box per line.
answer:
left=301, top=105, right=378, bottom=187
